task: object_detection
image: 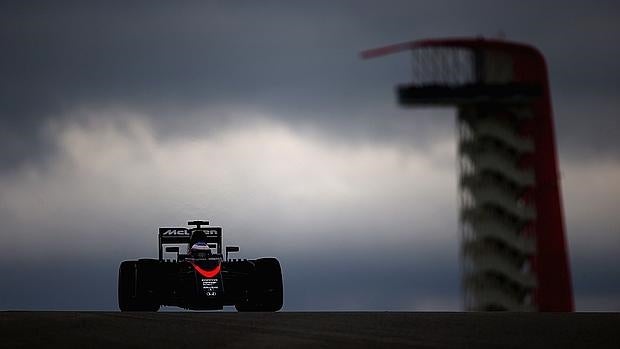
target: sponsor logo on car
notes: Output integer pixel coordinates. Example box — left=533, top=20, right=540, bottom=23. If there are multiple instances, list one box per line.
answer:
left=162, top=229, right=190, bottom=236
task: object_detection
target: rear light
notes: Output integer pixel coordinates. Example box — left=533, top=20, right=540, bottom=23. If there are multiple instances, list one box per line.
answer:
left=190, top=261, right=221, bottom=278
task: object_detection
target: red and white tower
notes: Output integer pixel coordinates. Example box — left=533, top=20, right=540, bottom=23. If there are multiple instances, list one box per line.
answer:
left=363, top=38, right=573, bottom=311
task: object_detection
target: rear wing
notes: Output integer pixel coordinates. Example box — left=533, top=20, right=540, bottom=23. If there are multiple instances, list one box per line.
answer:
left=158, top=226, right=223, bottom=260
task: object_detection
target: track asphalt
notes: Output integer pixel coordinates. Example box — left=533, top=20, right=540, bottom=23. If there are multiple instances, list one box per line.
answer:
left=0, top=311, right=618, bottom=348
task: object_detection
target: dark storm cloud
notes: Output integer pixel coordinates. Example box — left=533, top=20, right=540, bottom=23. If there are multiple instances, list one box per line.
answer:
left=1, top=0, right=619, bottom=170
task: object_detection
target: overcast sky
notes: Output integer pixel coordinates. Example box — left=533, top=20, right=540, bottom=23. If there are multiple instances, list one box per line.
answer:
left=0, top=0, right=618, bottom=311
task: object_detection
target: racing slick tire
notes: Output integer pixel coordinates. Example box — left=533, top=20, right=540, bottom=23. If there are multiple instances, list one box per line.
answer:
left=118, top=260, right=160, bottom=312
left=235, top=258, right=283, bottom=312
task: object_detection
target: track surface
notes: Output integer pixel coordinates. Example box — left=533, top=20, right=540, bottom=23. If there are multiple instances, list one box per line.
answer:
left=1, top=311, right=618, bottom=348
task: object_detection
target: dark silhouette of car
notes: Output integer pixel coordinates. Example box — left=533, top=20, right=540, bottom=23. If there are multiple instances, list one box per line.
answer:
left=118, top=220, right=283, bottom=312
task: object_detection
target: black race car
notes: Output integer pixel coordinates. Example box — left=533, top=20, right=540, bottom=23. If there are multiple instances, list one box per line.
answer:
left=118, top=220, right=283, bottom=312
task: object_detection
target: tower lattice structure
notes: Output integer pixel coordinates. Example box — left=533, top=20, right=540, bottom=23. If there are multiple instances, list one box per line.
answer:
left=363, top=38, right=573, bottom=311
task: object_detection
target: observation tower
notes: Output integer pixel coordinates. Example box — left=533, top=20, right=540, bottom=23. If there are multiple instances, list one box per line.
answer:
left=362, top=38, right=573, bottom=311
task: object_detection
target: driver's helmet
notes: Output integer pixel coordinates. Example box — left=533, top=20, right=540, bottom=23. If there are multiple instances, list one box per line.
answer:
left=189, top=242, right=212, bottom=259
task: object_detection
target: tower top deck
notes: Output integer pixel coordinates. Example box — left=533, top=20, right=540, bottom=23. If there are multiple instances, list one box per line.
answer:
left=362, top=37, right=549, bottom=106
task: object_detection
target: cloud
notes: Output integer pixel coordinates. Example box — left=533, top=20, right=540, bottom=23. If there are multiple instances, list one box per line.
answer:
left=1, top=1, right=619, bottom=169
left=561, top=156, right=620, bottom=254
left=0, top=110, right=461, bottom=309
left=0, top=108, right=618, bottom=310
left=0, top=109, right=458, bottom=256
left=560, top=156, right=620, bottom=311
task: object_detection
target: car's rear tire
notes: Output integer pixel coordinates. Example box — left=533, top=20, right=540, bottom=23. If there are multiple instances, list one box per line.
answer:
left=235, top=258, right=283, bottom=312
left=118, top=260, right=160, bottom=312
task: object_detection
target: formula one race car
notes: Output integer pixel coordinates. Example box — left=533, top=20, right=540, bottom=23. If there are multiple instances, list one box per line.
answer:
left=118, top=220, right=283, bottom=312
